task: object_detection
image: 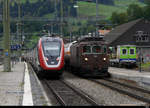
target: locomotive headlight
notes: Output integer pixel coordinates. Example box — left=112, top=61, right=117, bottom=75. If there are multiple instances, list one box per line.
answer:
left=103, top=58, right=106, bottom=61
left=85, top=58, right=88, bottom=61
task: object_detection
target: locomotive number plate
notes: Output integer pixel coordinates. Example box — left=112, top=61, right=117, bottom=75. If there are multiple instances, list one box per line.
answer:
left=94, top=55, right=98, bottom=58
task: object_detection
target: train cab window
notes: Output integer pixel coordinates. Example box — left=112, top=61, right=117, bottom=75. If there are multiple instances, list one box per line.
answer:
left=43, top=42, right=61, bottom=56
left=92, top=46, right=101, bottom=53
left=103, top=46, right=107, bottom=54
left=83, top=46, right=91, bottom=53
left=122, top=49, right=127, bottom=55
left=130, top=49, right=135, bottom=55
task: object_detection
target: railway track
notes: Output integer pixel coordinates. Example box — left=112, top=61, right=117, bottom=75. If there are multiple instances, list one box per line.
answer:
left=44, top=79, right=99, bottom=106
left=89, top=78, right=150, bottom=104
left=28, top=63, right=99, bottom=106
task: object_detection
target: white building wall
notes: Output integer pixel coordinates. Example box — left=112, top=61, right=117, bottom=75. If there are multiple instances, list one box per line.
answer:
left=137, top=47, right=150, bottom=63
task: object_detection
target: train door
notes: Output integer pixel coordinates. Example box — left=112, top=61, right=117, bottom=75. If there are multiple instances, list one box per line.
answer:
left=109, top=47, right=116, bottom=59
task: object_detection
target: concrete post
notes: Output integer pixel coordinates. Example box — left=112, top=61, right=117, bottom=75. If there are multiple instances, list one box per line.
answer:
left=18, top=1, right=22, bottom=62
left=3, top=0, right=11, bottom=72
left=96, top=0, right=99, bottom=36
left=60, top=0, right=63, bottom=37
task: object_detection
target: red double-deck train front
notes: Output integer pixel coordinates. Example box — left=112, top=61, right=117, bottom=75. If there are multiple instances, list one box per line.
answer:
left=38, top=37, right=64, bottom=76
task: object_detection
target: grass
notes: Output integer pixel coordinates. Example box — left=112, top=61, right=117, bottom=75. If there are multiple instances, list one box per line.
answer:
left=77, top=0, right=146, bottom=20
left=43, top=13, right=54, bottom=19
left=141, top=62, right=150, bottom=68
left=78, top=1, right=125, bottom=19
left=114, top=0, right=146, bottom=7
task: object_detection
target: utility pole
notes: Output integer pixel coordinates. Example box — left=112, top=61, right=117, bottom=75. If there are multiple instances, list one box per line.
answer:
left=96, top=0, right=99, bottom=36
left=54, top=0, right=57, bottom=34
left=68, top=6, right=72, bottom=42
left=73, top=3, right=79, bottom=20
left=60, top=0, right=63, bottom=37
left=55, top=0, right=58, bottom=19
left=139, top=45, right=142, bottom=72
left=3, top=0, right=11, bottom=72
left=17, top=0, right=22, bottom=62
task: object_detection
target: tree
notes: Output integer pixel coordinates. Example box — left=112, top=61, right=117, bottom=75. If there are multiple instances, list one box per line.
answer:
left=142, top=0, right=150, bottom=20
left=144, top=0, right=150, bottom=5
left=110, top=12, right=119, bottom=24
left=110, top=12, right=128, bottom=25
left=118, top=13, right=128, bottom=24
left=127, top=4, right=144, bottom=21
left=143, top=6, right=150, bottom=20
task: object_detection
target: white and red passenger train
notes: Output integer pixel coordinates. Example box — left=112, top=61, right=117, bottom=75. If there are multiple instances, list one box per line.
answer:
left=24, top=35, right=64, bottom=77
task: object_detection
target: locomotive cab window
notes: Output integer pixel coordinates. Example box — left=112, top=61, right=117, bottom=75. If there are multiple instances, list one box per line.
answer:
left=122, top=49, right=127, bottom=55
left=92, top=46, right=101, bottom=53
left=130, top=48, right=135, bottom=55
left=83, top=46, right=91, bottom=53
left=103, top=46, right=107, bottom=54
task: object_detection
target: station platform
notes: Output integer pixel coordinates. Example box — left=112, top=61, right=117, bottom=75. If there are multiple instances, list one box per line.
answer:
left=109, top=67, right=150, bottom=89
left=0, top=62, right=50, bottom=106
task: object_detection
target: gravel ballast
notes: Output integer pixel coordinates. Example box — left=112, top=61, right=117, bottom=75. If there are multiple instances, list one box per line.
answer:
left=63, top=71, right=147, bottom=106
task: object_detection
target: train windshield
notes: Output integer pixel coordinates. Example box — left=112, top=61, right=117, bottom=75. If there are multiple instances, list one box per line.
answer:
left=92, top=46, right=101, bottom=53
left=103, top=46, right=107, bottom=54
left=83, top=46, right=91, bottom=53
left=83, top=45, right=102, bottom=54
left=43, top=41, right=61, bottom=57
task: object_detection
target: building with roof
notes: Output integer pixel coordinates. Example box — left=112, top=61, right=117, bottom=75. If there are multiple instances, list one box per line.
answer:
left=98, top=30, right=110, bottom=36
left=104, top=18, right=150, bottom=62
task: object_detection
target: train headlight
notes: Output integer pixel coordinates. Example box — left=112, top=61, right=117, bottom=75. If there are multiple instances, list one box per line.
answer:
left=85, top=58, right=88, bottom=61
left=45, top=57, right=48, bottom=61
left=56, top=57, right=60, bottom=61
left=103, top=58, right=106, bottom=61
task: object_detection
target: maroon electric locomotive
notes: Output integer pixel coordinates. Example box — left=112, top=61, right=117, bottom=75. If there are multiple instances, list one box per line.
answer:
left=65, top=36, right=110, bottom=77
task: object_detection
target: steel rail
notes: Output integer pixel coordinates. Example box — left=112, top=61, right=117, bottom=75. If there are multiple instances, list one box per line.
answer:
left=44, top=80, right=67, bottom=106
left=103, top=78, right=150, bottom=94
left=44, top=79, right=99, bottom=106
left=61, top=79, right=100, bottom=106
left=89, top=79, right=150, bottom=103
left=28, top=63, right=67, bottom=106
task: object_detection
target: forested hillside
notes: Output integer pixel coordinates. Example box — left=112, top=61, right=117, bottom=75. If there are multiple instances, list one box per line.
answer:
left=0, top=0, right=146, bottom=19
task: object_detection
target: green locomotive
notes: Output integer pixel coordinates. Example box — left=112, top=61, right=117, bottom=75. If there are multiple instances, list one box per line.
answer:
left=109, top=45, right=137, bottom=68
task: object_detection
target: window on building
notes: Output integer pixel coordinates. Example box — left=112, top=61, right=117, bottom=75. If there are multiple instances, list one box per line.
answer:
left=135, top=31, right=149, bottom=42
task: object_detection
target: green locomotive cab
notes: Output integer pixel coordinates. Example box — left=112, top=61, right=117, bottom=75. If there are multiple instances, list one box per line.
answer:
left=109, top=45, right=137, bottom=68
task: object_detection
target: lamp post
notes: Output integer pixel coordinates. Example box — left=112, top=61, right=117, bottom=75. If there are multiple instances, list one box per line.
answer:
left=139, top=46, right=142, bottom=72
left=3, top=0, right=11, bottom=72
left=68, top=6, right=72, bottom=42
left=16, top=0, right=22, bottom=62
left=60, top=0, right=63, bottom=37
left=73, top=4, right=79, bottom=19
left=96, top=0, right=99, bottom=37
left=136, top=31, right=142, bottom=72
